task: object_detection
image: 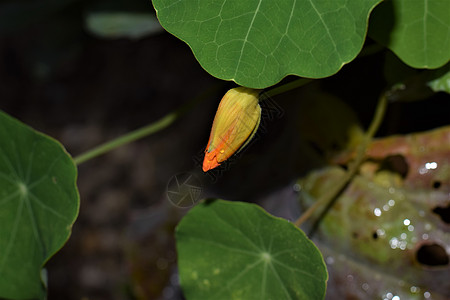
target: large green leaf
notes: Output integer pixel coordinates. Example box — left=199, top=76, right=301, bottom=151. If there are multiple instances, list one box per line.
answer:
left=153, top=0, right=381, bottom=88
left=370, top=0, right=450, bottom=69
left=176, top=199, right=327, bottom=300
left=0, top=111, right=79, bottom=299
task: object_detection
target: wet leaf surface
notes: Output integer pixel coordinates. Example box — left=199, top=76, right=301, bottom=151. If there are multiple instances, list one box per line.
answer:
left=300, top=126, right=450, bottom=299
left=176, top=199, right=328, bottom=300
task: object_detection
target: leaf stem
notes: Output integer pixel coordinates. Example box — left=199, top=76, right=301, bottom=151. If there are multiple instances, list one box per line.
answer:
left=73, top=77, right=312, bottom=166
left=265, top=78, right=312, bottom=98
left=294, top=92, right=388, bottom=227
left=73, top=84, right=222, bottom=165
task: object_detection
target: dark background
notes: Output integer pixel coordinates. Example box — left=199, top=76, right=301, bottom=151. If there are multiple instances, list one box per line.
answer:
left=0, top=0, right=448, bottom=299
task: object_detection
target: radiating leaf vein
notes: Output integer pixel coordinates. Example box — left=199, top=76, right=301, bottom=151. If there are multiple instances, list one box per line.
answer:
left=25, top=194, right=46, bottom=256
left=29, top=192, right=69, bottom=221
left=0, top=196, right=24, bottom=272
left=272, top=257, right=322, bottom=281
left=233, top=0, right=263, bottom=79
left=212, top=257, right=263, bottom=298
left=212, top=209, right=262, bottom=252
left=0, top=189, right=20, bottom=206
left=187, top=236, right=260, bottom=257
left=269, top=260, right=293, bottom=300
left=0, top=147, right=21, bottom=182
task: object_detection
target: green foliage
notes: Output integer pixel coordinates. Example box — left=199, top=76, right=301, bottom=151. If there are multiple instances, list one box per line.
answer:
left=153, top=0, right=381, bottom=88
left=0, top=111, right=79, bottom=300
left=176, top=199, right=328, bottom=300
left=85, top=12, right=163, bottom=39
left=369, top=0, right=450, bottom=69
left=428, top=65, right=450, bottom=93
left=1, top=0, right=449, bottom=298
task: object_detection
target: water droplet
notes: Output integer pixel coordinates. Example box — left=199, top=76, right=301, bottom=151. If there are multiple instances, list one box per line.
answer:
left=392, top=296, right=400, bottom=300
left=410, top=286, right=419, bottom=293
left=388, top=199, right=395, bottom=206
left=374, top=208, right=382, bottom=217
left=376, top=228, right=385, bottom=237
left=347, top=274, right=353, bottom=281
left=419, top=167, right=428, bottom=175
left=403, top=219, right=410, bottom=226
left=326, top=256, right=334, bottom=265
left=293, top=183, right=301, bottom=192
left=399, top=241, right=407, bottom=250
left=425, top=162, right=437, bottom=170
left=424, top=291, right=431, bottom=298
left=422, top=233, right=429, bottom=240
left=400, top=233, right=407, bottom=240
left=386, top=292, right=393, bottom=299
left=408, top=225, right=414, bottom=232
left=383, top=204, right=390, bottom=211
left=424, top=223, right=432, bottom=231
left=390, top=237, right=399, bottom=249
left=389, top=187, right=396, bottom=194
left=362, top=283, right=369, bottom=291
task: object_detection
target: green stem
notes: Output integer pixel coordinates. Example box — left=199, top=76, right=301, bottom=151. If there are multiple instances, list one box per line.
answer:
left=265, top=78, right=312, bottom=98
left=73, top=84, right=222, bottom=165
left=73, top=113, right=176, bottom=165
left=294, top=92, right=388, bottom=227
left=73, top=77, right=313, bottom=166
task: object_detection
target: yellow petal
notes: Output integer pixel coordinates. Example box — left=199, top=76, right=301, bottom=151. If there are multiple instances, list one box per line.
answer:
left=203, top=87, right=262, bottom=172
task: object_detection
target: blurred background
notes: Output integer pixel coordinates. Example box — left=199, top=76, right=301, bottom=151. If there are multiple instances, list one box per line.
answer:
left=0, top=0, right=448, bottom=299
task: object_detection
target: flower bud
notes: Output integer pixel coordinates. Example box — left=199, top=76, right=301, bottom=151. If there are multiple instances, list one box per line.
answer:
left=203, top=87, right=262, bottom=172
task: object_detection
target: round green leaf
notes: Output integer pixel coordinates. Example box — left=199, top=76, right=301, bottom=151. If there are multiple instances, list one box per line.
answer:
left=153, top=0, right=381, bottom=88
left=0, top=111, right=79, bottom=299
left=176, top=199, right=328, bottom=300
left=369, top=0, right=450, bottom=69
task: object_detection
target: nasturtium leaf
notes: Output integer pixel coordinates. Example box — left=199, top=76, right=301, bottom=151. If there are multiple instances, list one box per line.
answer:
left=369, top=0, right=450, bottom=69
left=85, top=12, right=163, bottom=39
left=176, top=199, right=328, bottom=300
left=382, top=53, right=450, bottom=101
left=0, top=111, right=79, bottom=299
left=153, top=0, right=381, bottom=88
left=428, top=65, right=450, bottom=93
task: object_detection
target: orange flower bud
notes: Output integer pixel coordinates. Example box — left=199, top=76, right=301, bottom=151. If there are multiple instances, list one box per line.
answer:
left=203, top=87, right=262, bottom=172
